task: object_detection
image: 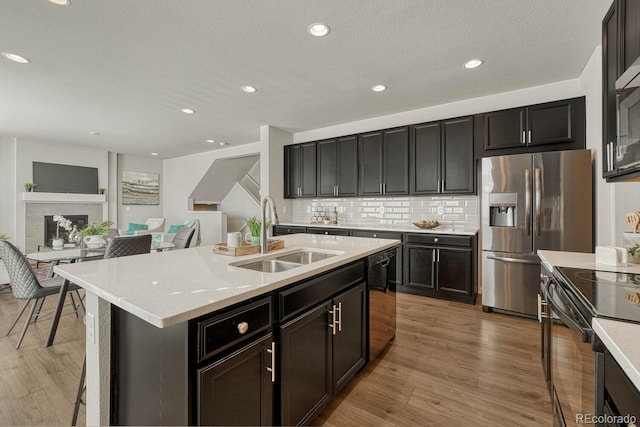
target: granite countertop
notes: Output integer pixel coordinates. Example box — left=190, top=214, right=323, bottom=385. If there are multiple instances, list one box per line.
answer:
left=538, top=250, right=640, bottom=274
left=53, top=234, right=399, bottom=328
left=278, top=222, right=479, bottom=236
left=593, top=318, right=640, bottom=391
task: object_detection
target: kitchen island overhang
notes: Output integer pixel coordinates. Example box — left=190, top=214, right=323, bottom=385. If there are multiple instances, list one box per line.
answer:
left=54, top=233, right=400, bottom=426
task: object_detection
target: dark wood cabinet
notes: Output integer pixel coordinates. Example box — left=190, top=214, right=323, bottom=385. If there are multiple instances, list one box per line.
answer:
left=411, top=117, right=475, bottom=195
left=601, top=351, right=640, bottom=423
left=619, top=0, right=640, bottom=75
left=197, top=334, right=274, bottom=426
left=401, top=233, right=476, bottom=304
left=273, top=225, right=307, bottom=236
left=317, top=136, right=358, bottom=197
left=284, top=142, right=316, bottom=198
left=359, top=127, right=409, bottom=196
left=475, top=97, right=585, bottom=158
left=603, top=1, right=619, bottom=178
left=306, top=227, right=350, bottom=236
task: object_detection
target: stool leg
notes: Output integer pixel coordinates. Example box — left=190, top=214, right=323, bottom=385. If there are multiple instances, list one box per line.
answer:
left=71, top=354, right=86, bottom=426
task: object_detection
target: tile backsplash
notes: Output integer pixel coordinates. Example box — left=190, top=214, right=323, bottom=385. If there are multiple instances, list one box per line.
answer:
left=292, top=195, right=478, bottom=228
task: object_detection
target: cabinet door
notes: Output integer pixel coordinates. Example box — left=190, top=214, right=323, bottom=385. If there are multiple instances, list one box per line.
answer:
left=280, top=302, right=332, bottom=426
left=306, top=227, right=350, bottom=236
left=273, top=225, right=307, bottom=236
left=197, top=334, right=274, bottom=426
left=382, top=127, right=409, bottom=195
left=317, top=139, right=337, bottom=197
left=332, top=283, right=366, bottom=393
left=483, top=107, right=526, bottom=150
left=442, top=117, right=474, bottom=194
left=527, top=99, right=575, bottom=146
left=300, top=142, right=317, bottom=197
left=436, top=247, right=473, bottom=298
left=337, top=136, right=358, bottom=196
left=603, top=2, right=619, bottom=177
left=410, top=122, right=440, bottom=195
left=284, top=145, right=301, bottom=198
left=403, top=244, right=436, bottom=292
left=620, top=0, right=640, bottom=76
left=358, top=131, right=383, bottom=196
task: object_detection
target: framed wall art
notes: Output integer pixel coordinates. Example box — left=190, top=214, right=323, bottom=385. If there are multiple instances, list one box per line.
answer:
left=122, top=171, right=160, bottom=205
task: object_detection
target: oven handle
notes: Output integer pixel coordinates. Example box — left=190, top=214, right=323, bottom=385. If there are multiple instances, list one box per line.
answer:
left=542, top=279, right=591, bottom=343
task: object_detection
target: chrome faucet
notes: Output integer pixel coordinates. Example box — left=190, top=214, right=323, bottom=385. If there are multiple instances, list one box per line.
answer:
left=260, top=195, right=280, bottom=254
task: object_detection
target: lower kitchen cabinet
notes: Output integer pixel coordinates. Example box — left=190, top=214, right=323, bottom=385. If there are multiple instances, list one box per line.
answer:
left=197, top=334, right=274, bottom=426
left=280, top=283, right=366, bottom=426
left=273, top=225, right=307, bottom=235
left=306, top=227, right=350, bottom=236
left=401, top=233, right=477, bottom=304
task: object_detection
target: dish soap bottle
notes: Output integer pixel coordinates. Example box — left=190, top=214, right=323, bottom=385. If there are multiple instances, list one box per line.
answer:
left=332, top=207, right=338, bottom=225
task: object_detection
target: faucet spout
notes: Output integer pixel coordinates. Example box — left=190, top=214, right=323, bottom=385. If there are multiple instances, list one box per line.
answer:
left=260, top=196, right=280, bottom=254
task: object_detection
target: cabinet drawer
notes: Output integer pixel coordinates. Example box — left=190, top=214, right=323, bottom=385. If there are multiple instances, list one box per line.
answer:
left=306, top=227, right=350, bottom=236
left=350, top=230, right=403, bottom=240
left=279, top=260, right=365, bottom=321
left=604, top=351, right=640, bottom=420
left=273, top=225, right=307, bottom=235
left=405, top=233, right=472, bottom=247
left=197, top=297, right=272, bottom=363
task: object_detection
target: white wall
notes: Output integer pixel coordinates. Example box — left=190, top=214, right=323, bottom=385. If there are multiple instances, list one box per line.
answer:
left=260, top=125, right=293, bottom=222
left=218, top=183, right=260, bottom=233
left=117, top=154, right=163, bottom=229
left=0, top=138, right=17, bottom=241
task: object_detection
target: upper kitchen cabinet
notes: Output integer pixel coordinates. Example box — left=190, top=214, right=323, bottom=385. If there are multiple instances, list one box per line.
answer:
left=603, top=1, right=619, bottom=179
left=284, top=142, right=316, bottom=198
left=410, top=116, right=475, bottom=195
left=619, top=0, right=640, bottom=75
left=317, top=136, right=358, bottom=197
left=474, top=97, right=585, bottom=158
left=358, top=127, right=409, bottom=196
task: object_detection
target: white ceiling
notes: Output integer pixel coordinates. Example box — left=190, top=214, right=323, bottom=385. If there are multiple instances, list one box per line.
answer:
left=0, top=0, right=611, bottom=159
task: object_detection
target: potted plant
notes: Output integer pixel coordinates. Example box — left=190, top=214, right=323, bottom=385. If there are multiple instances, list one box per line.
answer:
left=78, top=220, right=113, bottom=249
left=98, top=187, right=106, bottom=195
left=244, top=216, right=270, bottom=246
left=24, top=182, right=37, bottom=192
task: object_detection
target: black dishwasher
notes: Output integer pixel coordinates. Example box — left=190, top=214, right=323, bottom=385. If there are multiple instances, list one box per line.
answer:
left=367, top=247, right=398, bottom=360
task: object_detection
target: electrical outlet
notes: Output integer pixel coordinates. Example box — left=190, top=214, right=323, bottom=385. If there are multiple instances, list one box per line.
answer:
left=87, top=312, right=95, bottom=344
left=379, top=206, right=385, bottom=214
left=437, top=205, right=444, bottom=215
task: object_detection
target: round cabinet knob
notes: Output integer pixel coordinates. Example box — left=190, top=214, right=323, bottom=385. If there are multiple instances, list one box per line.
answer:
left=373, top=234, right=377, bottom=238
left=237, top=322, right=249, bottom=334
left=434, top=238, right=439, bottom=243
left=325, top=231, right=329, bottom=235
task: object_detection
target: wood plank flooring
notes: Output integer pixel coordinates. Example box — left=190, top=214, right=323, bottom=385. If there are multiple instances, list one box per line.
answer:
left=0, top=291, right=552, bottom=426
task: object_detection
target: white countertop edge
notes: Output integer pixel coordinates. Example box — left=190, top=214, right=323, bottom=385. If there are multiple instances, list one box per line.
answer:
left=592, top=318, right=640, bottom=391
left=538, top=250, right=640, bottom=274
left=278, top=222, right=478, bottom=236
left=54, top=239, right=400, bottom=328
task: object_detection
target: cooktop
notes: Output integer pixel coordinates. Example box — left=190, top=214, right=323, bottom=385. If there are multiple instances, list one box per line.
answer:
left=555, top=267, right=640, bottom=324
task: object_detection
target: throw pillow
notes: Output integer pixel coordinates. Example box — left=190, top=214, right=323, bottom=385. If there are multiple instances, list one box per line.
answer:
left=167, top=224, right=185, bottom=234
left=126, top=223, right=148, bottom=235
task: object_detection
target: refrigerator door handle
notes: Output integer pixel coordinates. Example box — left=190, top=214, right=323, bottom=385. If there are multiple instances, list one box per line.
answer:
left=535, top=168, right=542, bottom=236
left=525, top=168, right=531, bottom=236
left=487, top=255, right=540, bottom=265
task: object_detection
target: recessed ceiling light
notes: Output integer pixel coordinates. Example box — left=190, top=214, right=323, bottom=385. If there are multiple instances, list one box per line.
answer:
left=241, top=85, right=257, bottom=93
left=151, top=152, right=158, bottom=156
left=181, top=108, right=195, bottom=114
left=48, top=0, right=70, bottom=5
left=2, top=52, right=30, bottom=64
left=308, top=23, right=330, bottom=37
left=206, top=139, right=215, bottom=143
left=219, top=142, right=229, bottom=146
left=89, top=131, right=100, bottom=135
left=464, top=59, right=484, bottom=69
left=371, top=85, right=387, bottom=92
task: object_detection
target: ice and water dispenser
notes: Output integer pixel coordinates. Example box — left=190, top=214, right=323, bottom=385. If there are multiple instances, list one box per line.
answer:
left=488, top=193, right=516, bottom=227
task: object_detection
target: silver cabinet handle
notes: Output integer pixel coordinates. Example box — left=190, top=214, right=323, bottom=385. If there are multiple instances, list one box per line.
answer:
left=431, top=249, right=436, bottom=263
left=528, top=130, right=532, bottom=144
left=441, top=179, right=445, bottom=192
left=537, top=294, right=548, bottom=323
left=379, top=183, right=383, bottom=194
left=329, top=304, right=338, bottom=335
left=337, top=302, right=342, bottom=332
left=525, top=169, right=531, bottom=236
left=383, top=183, right=386, bottom=194
left=522, top=130, right=526, bottom=144
left=266, top=342, right=276, bottom=383
left=487, top=255, right=540, bottom=265
left=534, top=168, right=542, bottom=237
left=437, top=180, right=441, bottom=192
left=436, top=248, right=440, bottom=262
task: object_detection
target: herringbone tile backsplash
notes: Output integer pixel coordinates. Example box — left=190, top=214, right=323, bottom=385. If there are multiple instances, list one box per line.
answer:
left=291, top=195, right=478, bottom=228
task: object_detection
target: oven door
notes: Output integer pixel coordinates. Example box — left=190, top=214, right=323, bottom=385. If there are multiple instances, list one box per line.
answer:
left=542, top=279, right=595, bottom=427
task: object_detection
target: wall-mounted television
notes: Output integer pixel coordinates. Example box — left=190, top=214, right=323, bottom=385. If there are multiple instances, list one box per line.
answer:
left=33, top=162, right=99, bottom=194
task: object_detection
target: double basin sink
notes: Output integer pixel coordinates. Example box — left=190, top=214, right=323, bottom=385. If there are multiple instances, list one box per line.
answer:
left=230, top=250, right=338, bottom=273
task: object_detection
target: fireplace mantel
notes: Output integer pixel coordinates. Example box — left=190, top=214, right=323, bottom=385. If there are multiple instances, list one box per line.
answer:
left=22, top=192, right=106, bottom=204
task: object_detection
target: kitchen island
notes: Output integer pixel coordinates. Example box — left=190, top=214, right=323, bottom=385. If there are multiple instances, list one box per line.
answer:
left=54, top=233, right=400, bottom=426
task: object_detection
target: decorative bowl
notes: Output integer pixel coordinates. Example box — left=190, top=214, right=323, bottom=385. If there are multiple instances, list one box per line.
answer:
left=413, top=221, right=440, bottom=229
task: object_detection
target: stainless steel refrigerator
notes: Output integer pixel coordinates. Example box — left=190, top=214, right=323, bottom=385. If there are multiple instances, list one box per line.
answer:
left=481, top=149, right=593, bottom=317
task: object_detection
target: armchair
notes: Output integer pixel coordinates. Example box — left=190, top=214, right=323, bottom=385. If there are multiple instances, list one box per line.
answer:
left=119, top=218, right=165, bottom=236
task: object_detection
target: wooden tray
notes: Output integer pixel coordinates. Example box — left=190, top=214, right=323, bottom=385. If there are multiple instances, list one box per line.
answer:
left=212, top=239, right=284, bottom=256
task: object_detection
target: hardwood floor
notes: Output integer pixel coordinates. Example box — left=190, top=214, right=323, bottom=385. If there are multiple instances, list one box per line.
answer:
left=0, top=291, right=552, bottom=426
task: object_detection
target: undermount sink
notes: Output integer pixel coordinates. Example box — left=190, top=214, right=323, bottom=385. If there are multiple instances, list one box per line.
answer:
left=235, top=259, right=301, bottom=273
left=230, top=250, right=339, bottom=273
left=275, top=251, right=336, bottom=264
